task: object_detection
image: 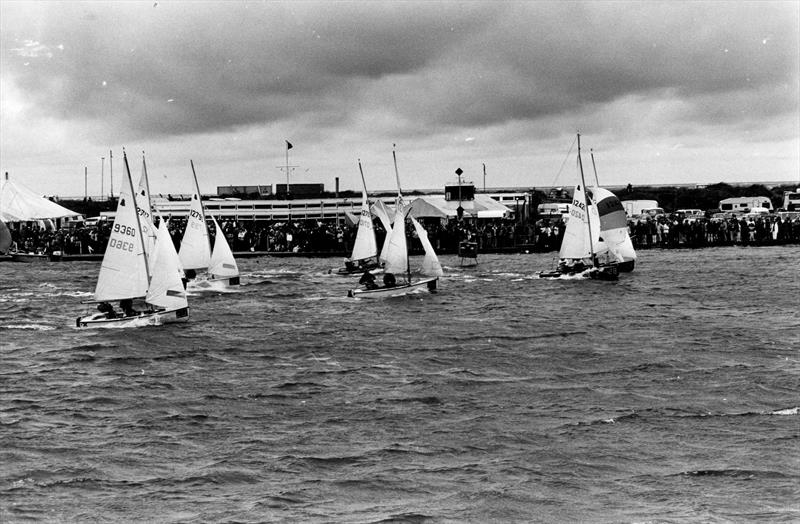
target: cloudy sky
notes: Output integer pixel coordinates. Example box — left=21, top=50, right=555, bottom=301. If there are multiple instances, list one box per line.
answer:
left=1, top=0, right=798, bottom=197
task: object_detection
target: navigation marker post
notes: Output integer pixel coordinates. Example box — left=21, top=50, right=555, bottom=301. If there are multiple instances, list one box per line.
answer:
left=455, top=167, right=464, bottom=220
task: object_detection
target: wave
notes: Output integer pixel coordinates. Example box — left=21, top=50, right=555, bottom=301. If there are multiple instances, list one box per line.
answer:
left=2, top=323, right=56, bottom=331
left=575, top=406, right=799, bottom=427
left=370, top=512, right=436, bottom=523
left=677, top=469, right=797, bottom=480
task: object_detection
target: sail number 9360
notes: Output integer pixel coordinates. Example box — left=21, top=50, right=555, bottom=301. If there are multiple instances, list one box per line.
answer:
left=113, top=224, right=136, bottom=237
left=110, top=223, right=136, bottom=252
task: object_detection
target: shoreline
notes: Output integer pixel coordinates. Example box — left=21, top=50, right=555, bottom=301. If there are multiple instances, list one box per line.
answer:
left=2, top=241, right=798, bottom=263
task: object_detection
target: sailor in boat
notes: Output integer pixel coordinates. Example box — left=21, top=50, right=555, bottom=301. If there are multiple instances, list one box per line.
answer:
left=97, top=302, right=117, bottom=319
left=359, top=270, right=378, bottom=289
left=383, top=273, right=397, bottom=287
left=558, top=259, right=588, bottom=274
left=119, top=298, right=139, bottom=318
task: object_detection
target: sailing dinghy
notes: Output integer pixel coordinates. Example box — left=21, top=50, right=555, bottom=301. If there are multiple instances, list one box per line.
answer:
left=333, top=160, right=381, bottom=275
left=348, top=148, right=443, bottom=298
left=179, top=161, right=240, bottom=289
left=539, top=134, right=619, bottom=281
left=76, top=151, right=189, bottom=328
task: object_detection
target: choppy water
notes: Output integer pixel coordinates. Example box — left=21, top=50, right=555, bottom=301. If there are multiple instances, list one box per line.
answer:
left=1, top=246, right=798, bottom=523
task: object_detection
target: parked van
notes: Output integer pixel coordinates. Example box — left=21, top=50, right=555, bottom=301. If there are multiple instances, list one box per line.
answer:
left=641, top=207, right=665, bottom=218
left=537, top=202, right=569, bottom=218
left=719, top=196, right=772, bottom=213
left=621, top=199, right=660, bottom=217
left=783, top=189, right=800, bottom=211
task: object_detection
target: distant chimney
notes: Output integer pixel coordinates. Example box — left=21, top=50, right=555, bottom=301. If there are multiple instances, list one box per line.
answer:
left=335, top=177, right=339, bottom=198
left=4, top=172, right=8, bottom=181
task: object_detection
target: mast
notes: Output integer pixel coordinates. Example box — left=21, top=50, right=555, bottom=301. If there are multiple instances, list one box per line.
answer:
left=124, top=150, right=150, bottom=282
left=142, top=151, right=153, bottom=215
left=358, top=159, right=369, bottom=199
left=590, top=148, right=600, bottom=187
left=577, top=134, right=597, bottom=267
left=391, top=144, right=402, bottom=196
left=189, top=159, right=212, bottom=255
left=392, top=147, right=411, bottom=284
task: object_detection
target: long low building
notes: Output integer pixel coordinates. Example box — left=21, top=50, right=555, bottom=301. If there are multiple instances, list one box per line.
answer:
left=103, top=191, right=525, bottom=222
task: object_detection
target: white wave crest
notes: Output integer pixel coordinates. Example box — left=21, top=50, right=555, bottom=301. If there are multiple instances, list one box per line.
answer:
left=4, top=323, right=56, bottom=331
left=770, top=407, right=799, bottom=416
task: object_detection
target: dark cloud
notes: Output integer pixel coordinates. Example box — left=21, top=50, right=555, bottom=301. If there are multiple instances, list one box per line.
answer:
left=1, top=0, right=797, bottom=143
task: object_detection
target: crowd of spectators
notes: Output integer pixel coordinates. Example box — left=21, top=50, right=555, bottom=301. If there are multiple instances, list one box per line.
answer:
left=533, top=212, right=800, bottom=251
left=5, top=211, right=800, bottom=258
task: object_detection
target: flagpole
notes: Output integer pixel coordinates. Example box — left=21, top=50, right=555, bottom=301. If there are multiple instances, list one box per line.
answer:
left=109, top=149, right=114, bottom=198
left=100, top=156, right=105, bottom=200
left=285, top=141, right=291, bottom=199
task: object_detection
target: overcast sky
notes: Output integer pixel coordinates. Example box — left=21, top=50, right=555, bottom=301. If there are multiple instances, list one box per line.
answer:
left=1, top=0, right=798, bottom=197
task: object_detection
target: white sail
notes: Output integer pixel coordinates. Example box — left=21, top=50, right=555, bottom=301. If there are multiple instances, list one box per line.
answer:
left=135, top=155, right=157, bottom=262
left=559, top=183, right=594, bottom=261
left=371, top=199, right=394, bottom=263
left=146, top=217, right=188, bottom=310
left=411, top=216, right=443, bottom=277
left=94, top=154, right=149, bottom=302
left=383, top=197, right=408, bottom=275
left=350, top=188, right=377, bottom=262
left=178, top=193, right=211, bottom=271
left=208, top=215, right=239, bottom=278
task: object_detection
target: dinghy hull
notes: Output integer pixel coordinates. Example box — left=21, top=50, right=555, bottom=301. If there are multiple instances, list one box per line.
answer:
left=538, top=264, right=619, bottom=281
left=186, top=275, right=240, bottom=292
left=76, top=307, right=189, bottom=329
left=348, top=277, right=438, bottom=298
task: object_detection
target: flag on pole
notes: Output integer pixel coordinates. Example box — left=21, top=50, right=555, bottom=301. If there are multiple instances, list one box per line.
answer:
left=286, top=141, right=293, bottom=150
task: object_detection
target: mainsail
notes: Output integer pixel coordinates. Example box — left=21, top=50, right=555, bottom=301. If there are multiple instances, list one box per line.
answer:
left=178, top=166, right=211, bottom=271
left=559, top=183, right=594, bottom=261
left=350, top=169, right=377, bottom=262
left=371, top=199, right=394, bottom=263
left=94, top=153, right=149, bottom=302
left=208, top=216, right=239, bottom=279
left=145, top=217, right=188, bottom=310
left=135, top=154, right=157, bottom=262
left=411, top=216, right=443, bottom=277
left=383, top=196, right=408, bottom=275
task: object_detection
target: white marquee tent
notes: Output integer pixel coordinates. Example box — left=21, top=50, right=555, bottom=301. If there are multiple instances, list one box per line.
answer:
left=0, top=174, right=81, bottom=222
left=406, top=194, right=512, bottom=220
